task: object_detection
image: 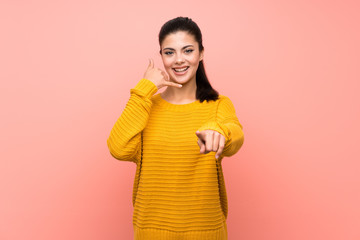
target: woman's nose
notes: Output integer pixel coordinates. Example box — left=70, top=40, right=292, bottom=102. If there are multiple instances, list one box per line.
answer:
left=175, top=54, right=185, bottom=64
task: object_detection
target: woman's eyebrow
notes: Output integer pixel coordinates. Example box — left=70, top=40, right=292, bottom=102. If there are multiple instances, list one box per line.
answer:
left=163, top=45, right=194, bottom=51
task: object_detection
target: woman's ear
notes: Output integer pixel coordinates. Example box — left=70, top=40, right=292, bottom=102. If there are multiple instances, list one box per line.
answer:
left=199, top=49, right=204, bottom=61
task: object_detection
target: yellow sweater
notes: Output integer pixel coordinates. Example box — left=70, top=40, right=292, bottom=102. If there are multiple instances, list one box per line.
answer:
left=107, top=78, right=244, bottom=240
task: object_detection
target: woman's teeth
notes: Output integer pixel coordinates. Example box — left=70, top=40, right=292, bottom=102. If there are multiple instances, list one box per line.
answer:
left=173, top=67, right=189, bottom=72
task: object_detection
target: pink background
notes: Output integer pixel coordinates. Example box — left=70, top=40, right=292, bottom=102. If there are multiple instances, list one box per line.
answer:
left=1, top=0, right=359, bottom=239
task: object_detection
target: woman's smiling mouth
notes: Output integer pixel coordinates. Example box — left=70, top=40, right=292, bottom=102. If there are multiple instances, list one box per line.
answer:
left=173, top=66, right=189, bottom=74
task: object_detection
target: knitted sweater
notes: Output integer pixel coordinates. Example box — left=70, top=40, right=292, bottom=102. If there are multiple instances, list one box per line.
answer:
left=107, top=78, right=244, bottom=240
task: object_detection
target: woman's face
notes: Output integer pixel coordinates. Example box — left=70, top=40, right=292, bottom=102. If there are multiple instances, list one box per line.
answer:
left=160, top=31, right=204, bottom=85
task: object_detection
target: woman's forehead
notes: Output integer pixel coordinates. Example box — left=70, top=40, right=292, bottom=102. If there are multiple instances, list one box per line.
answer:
left=161, top=31, right=198, bottom=49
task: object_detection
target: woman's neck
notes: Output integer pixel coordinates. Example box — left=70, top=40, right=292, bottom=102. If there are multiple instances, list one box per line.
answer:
left=160, top=78, right=197, bottom=104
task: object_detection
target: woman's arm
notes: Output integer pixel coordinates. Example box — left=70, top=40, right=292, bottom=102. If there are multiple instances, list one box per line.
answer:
left=106, top=78, right=158, bottom=163
left=196, top=95, right=244, bottom=158
left=107, top=59, right=183, bottom=163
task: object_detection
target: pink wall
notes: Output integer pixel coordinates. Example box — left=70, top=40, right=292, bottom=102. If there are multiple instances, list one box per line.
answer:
left=1, top=0, right=359, bottom=239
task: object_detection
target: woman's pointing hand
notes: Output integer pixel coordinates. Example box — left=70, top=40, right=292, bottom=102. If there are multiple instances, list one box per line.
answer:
left=195, top=130, right=226, bottom=159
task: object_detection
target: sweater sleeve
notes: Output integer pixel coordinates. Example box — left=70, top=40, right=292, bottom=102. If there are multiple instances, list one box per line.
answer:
left=196, top=96, right=244, bottom=158
left=106, top=78, right=158, bottom=164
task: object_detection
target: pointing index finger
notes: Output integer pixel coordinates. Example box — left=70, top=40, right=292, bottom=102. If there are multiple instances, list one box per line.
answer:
left=195, top=130, right=203, bottom=139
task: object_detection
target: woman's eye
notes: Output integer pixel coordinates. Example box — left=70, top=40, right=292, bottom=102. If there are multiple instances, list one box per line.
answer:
left=164, top=51, right=173, bottom=55
left=185, top=49, right=194, bottom=53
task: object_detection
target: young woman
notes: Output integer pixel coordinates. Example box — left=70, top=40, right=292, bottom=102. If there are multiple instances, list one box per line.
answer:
left=107, top=16, right=244, bottom=240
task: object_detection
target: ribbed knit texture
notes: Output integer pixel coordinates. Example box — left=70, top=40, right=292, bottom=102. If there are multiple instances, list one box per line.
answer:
left=107, top=78, right=244, bottom=240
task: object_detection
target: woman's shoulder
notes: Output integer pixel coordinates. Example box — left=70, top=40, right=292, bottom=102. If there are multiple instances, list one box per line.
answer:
left=217, top=94, right=233, bottom=102
left=215, top=94, right=238, bottom=110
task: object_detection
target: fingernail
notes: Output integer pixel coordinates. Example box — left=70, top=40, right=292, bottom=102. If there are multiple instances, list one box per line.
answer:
left=215, top=155, right=219, bottom=159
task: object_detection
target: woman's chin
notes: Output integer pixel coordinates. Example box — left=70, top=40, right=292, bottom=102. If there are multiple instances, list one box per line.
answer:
left=171, top=79, right=188, bottom=86
left=170, top=75, right=192, bottom=84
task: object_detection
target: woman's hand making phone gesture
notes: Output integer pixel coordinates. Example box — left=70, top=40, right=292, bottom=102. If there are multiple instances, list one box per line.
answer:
left=143, top=58, right=183, bottom=90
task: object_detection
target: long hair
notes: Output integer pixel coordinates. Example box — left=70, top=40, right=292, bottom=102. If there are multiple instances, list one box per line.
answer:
left=158, top=17, right=219, bottom=103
